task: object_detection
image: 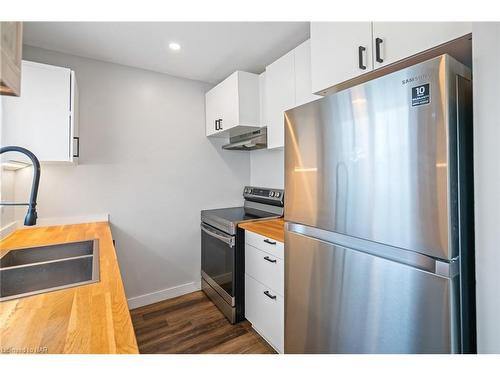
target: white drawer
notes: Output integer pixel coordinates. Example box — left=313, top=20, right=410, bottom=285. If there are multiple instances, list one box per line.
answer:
left=245, top=230, right=284, bottom=259
left=245, top=274, right=284, bottom=353
left=245, top=243, right=284, bottom=296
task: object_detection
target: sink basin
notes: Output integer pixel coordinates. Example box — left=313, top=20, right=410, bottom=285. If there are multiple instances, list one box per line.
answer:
left=0, top=240, right=99, bottom=302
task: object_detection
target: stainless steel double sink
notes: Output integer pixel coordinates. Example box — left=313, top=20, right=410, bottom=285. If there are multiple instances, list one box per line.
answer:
left=0, top=240, right=100, bottom=302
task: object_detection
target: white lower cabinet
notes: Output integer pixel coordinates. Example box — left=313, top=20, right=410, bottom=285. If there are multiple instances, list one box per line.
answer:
left=244, top=230, right=284, bottom=353
left=245, top=230, right=284, bottom=259
left=245, top=274, right=284, bottom=353
left=246, top=244, right=284, bottom=296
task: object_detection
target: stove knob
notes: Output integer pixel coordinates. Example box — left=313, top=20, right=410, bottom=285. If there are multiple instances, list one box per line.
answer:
left=270, top=191, right=275, bottom=197
left=275, top=192, right=280, bottom=198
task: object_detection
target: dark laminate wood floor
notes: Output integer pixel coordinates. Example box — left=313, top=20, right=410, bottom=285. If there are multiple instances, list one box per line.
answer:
left=130, top=291, right=276, bottom=354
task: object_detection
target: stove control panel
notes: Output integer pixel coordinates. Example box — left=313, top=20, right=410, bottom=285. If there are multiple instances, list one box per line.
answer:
left=243, top=186, right=284, bottom=206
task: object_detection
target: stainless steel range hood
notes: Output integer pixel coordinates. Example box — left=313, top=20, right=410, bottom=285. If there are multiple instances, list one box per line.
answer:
left=222, top=127, right=267, bottom=151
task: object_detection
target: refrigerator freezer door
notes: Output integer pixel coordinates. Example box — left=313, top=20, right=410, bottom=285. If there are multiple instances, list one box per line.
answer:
left=284, top=229, right=460, bottom=353
left=284, top=55, right=470, bottom=260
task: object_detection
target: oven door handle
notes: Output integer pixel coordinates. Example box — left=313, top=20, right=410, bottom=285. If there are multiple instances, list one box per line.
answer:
left=201, top=223, right=235, bottom=247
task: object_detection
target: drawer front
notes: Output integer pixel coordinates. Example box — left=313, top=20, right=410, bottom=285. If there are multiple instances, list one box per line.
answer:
left=245, top=230, right=284, bottom=259
left=245, top=243, right=284, bottom=296
left=245, top=274, right=284, bottom=353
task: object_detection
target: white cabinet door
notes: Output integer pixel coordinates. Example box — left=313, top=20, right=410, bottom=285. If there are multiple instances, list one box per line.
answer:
left=245, top=243, right=284, bottom=296
left=265, top=50, right=295, bottom=149
left=70, top=72, right=79, bottom=160
left=217, top=72, right=238, bottom=134
left=205, top=73, right=237, bottom=137
left=245, top=230, right=284, bottom=259
left=264, top=39, right=319, bottom=149
left=311, top=22, right=373, bottom=94
left=2, top=60, right=77, bottom=163
left=372, top=22, right=472, bottom=68
left=205, top=71, right=260, bottom=137
left=258, top=72, right=266, bottom=126
left=294, top=40, right=320, bottom=107
left=0, top=22, right=23, bottom=96
left=245, top=274, right=284, bottom=353
left=205, top=82, right=222, bottom=136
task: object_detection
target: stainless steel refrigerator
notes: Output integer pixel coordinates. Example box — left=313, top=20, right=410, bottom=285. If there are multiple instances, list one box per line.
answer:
left=284, top=54, right=475, bottom=354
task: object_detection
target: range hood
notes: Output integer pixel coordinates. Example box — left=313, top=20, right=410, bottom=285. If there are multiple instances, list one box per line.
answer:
left=222, top=128, right=267, bottom=151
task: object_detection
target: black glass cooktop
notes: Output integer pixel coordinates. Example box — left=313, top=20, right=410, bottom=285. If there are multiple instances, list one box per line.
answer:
left=202, top=206, right=277, bottom=223
left=201, top=206, right=280, bottom=235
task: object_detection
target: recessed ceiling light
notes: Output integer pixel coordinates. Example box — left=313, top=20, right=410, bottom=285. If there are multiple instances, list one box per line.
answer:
left=168, top=42, right=181, bottom=51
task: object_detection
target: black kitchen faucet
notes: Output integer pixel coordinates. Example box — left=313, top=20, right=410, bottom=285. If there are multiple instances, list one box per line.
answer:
left=0, top=146, right=40, bottom=226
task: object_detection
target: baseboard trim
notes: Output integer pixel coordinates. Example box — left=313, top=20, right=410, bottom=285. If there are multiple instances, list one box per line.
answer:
left=127, top=280, right=202, bottom=309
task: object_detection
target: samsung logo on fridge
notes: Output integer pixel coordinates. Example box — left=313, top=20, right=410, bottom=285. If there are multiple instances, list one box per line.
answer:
left=402, top=74, right=431, bottom=85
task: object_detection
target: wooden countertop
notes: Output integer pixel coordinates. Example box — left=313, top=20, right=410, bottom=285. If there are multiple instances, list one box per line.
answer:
left=0, top=222, right=139, bottom=354
left=238, top=218, right=285, bottom=243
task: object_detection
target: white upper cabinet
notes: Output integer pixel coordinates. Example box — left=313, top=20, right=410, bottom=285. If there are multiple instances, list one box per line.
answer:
left=205, top=71, right=260, bottom=138
left=2, top=60, right=79, bottom=164
left=0, top=22, right=23, bottom=96
left=311, top=22, right=472, bottom=93
left=265, top=49, right=295, bottom=149
left=266, top=39, right=319, bottom=149
left=258, top=72, right=266, bottom=126
left=311, top=22, right=373, bottom=94
left=294, top=40, right=321, bottom=107
left=372, top=22, right=472, bottom=68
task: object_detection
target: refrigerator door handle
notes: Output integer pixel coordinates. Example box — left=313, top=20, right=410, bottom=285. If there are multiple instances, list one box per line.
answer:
left=286, top=222, right=458, bottom=278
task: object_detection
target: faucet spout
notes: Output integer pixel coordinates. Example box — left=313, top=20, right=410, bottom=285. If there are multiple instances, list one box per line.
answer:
left=0, top=146, right=41, bottom=226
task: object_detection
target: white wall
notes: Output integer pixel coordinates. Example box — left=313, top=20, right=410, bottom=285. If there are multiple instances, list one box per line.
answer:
left=0, top=96, right=18, bottom=234
left=472, top=23, right=500, bottom=354
left=13, top=46, right=251, bottom=307
left=0, top=169, right=16, bottom=229
left=250, top=148, right=284, bottom=189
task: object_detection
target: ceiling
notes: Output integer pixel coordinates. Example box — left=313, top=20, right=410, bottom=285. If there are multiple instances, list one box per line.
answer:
left=23, top=22, right=310, bottom=84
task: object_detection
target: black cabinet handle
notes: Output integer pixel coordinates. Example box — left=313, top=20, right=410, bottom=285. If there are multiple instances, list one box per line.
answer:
left=215, top=119, right=223, bottom=131
left=73, top=137, right=80, bottom=158
left=375, top=37, right=384, bottom=63
left=264, top=239, right=276, bottom=245
left=264, top=256, right=277, bottom=263
left=358, top=46, right=366, bottom=70
left=264, top=290, right=277, bottom=300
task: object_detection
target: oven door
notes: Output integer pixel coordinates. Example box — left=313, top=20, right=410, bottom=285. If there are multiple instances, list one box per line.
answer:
left=201, top=222, right=236, bottom=305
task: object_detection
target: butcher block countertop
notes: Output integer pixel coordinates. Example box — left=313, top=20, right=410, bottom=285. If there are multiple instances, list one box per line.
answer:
left=0, top=222, right=139, bottom=354
left=239, top=218, right=285, bottom=243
